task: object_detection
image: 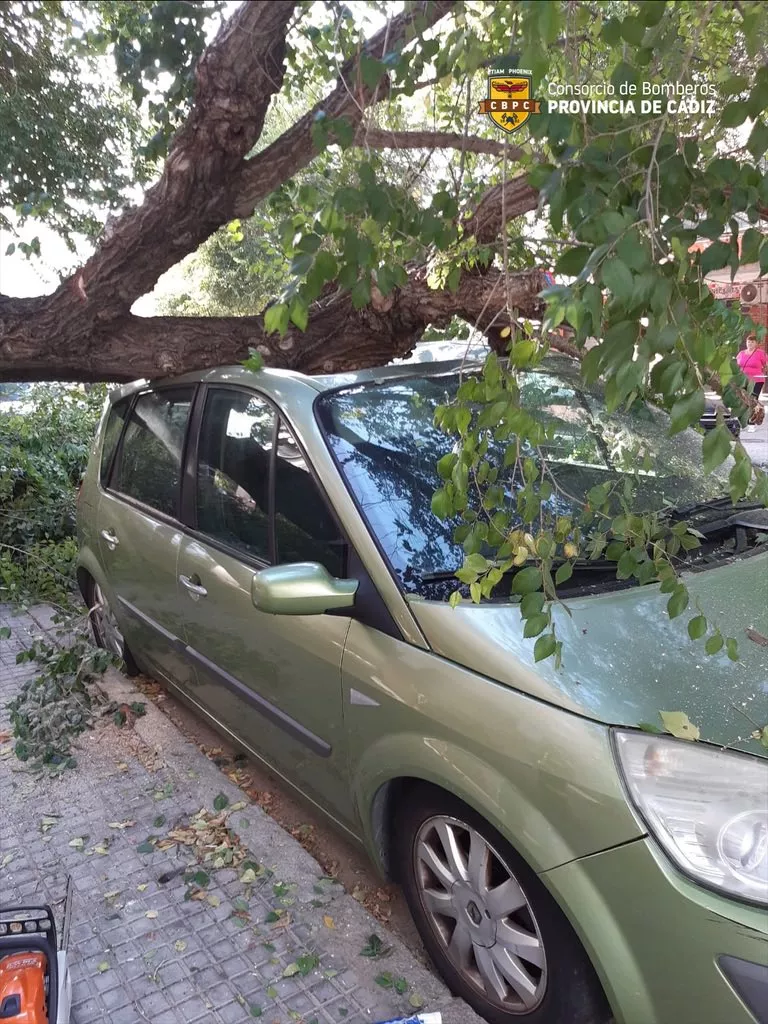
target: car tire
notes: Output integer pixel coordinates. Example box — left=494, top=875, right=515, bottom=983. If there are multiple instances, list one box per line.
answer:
left=395, top=784, right=611, bottom=1024
left=88, top=580, right=140, bottom=677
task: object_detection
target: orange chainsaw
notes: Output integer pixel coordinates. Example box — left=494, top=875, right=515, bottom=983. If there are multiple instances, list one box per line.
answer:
left=0, top=878, right=72, bottom=1023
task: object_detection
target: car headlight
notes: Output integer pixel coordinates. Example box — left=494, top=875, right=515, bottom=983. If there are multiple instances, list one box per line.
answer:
left=614, top=730, right=768, bottom=904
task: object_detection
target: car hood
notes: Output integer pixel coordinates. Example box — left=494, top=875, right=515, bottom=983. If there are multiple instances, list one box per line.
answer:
left=408, top=552, right=768, bottom=757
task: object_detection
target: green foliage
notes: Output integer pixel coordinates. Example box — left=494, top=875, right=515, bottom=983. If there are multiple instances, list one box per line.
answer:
left=6, top=613, right=115, bottom=771
left=0, top=383, right=104, bottom=604
left=431, top=343, right=749, bottom=665
left=1, top=0, right=218, bottom=243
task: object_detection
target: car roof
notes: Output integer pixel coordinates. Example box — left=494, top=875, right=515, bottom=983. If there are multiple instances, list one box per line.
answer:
left=108, top=352, right=580, bottom=405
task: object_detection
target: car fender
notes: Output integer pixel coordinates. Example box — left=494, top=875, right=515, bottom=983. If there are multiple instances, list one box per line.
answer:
left=75, top=543, right=108, bottom=608
left=352, top=730, right=617, bottom=878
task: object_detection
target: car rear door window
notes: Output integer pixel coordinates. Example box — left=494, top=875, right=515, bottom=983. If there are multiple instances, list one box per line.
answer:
left=112, top=388, right=193, bottom=517
left=99, top=396, right=131, bottom=487
left=273, top=419, right=344, bottom=577
left=195, top=389, right=275, bottom=562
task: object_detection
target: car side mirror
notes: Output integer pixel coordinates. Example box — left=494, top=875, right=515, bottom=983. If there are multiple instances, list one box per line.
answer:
left=251, top=562, right=358, bottom=616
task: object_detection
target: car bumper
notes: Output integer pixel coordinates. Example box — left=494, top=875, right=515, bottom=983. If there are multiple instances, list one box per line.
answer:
left=543, top=837, right=768, bottom=1024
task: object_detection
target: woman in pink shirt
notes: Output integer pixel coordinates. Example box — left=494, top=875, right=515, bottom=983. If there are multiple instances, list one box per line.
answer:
left=737, top=334, right=767, bottom=399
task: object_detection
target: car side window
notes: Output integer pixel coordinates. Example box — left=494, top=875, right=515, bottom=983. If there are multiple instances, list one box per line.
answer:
left=274, top=419, right=344, bottom=578
left=112, top=388, right=193, bottom=516
left=99, top=396, right=131, bottom=487
left=196, top=389, right=275, bottom=562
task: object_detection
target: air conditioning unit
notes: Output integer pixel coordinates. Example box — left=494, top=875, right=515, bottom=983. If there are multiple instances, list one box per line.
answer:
left=740, top=280, right=768, bottom=304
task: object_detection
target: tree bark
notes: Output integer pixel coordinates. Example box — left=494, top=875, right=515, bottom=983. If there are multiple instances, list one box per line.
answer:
left=355, top=128, right=524, bottom=160
left=0, top=0, right=457, bottom=383
left=0, top=267, right=545, bottom=382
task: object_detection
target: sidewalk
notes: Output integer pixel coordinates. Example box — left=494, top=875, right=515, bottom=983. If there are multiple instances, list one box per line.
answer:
left=0, top=605, right=481, bottom=1024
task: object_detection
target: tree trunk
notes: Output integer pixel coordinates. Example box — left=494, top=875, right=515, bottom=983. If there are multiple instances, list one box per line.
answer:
left=0, top=1, right=458, bottom=383
left=0, top=267, right=545, bottom=382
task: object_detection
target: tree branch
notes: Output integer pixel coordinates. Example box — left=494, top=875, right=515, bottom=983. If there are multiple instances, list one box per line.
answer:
left=355, top=127, right=523, bottom=159
left=233, top=0, right=456, bottom=217
left=463, top=177, right=540, bottom=243
left=0, top=265, right=544, bottom=382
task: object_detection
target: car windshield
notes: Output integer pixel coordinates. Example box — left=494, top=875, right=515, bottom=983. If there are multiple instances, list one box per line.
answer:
left=317, top=357, right=733, bottom=593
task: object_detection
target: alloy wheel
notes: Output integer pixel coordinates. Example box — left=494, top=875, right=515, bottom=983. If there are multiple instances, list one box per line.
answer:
left=413, top=815, right=547, bottom=1014
left=90, top=583, right=124, bottom=659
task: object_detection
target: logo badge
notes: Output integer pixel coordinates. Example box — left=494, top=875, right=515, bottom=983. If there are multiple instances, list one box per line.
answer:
left=479, top=69, right=541, bottom=135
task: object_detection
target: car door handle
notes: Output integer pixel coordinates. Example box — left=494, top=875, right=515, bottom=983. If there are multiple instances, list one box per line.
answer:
left=100, top=529, right=119, bottom=549
left=179, top=574, right=207, bottom=599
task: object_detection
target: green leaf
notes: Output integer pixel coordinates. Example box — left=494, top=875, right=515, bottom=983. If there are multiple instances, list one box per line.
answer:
left=702, top=424, right=732, bottom=473
left=243, top=348, right=264, bottom=373
left=729, top=455, right=752, bottom=504
left=704, top=632, right=724, bottom=655
left=555, top=246, right=591, bottom=276
left=700, top=241, right=731, bottom=276
left=350, top=276, right=371, bottom=309
left=288, top=296, right=309, bottom=332
left=523, top=613, right=549, bottom=638
left=313, top=250, right=338, bottom=283
left=620, top=14, right=645, bottom=44
left=666, top=585, right=689, bottom=619
left=213, top=793, right=229, bottom=812
left=250, top=1006, right=263, bottom=1018
left=659, top=710, right=700, bottom=741
left=263, top=303, right=289, bottom=336
left=687, top=615, right=707, bottom=640
left=601, top=258, right=633, bottom=300
left=638, top=0, right=665, bottom=26
left=537, top=0, right=559, bottom=43
left=725, top=637, right=739, bottom=662
left=431, top=488, right=451, bottom=519
left=669, top=390, right=705, bottom=435
left=554, top=561, right=573, bottom=585
left=359, top=54, right=384, bottom=91
left=512, top=566, right=542, bottom=595
left=747, top=119, right=768, bottom=160
left=520, top=591, right=546, bottom=617
left=533, top=633, right=557, bottom=662
left=720, top=102, right=748, bottom=128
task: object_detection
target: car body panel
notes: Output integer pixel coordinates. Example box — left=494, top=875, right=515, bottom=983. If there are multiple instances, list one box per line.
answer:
left=543, top=837, right=768, bottom=1024
left=341, top=619, right=644, bottom=874
left=96, top=491, right=197, bottom=689
left=176, top=535, right=357, bottom=828
left=409, top=551, right=768, bottom=757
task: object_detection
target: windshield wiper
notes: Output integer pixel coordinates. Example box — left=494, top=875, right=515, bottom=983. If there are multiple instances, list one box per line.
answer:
left=420, top=558, right=619, bottom=584
left=665, top=496, right=763, bottom=520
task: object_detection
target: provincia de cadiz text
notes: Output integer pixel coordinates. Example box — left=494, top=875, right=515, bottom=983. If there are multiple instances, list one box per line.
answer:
left=546, top=79, right=716, bottom=115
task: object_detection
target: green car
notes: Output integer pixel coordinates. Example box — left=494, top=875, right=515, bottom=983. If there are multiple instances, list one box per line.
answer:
left=77, top=356, right=768, bottom=1024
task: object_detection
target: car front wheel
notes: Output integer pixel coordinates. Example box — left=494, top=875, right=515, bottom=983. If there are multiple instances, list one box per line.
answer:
left=396, top=785, right=611, bottom=1024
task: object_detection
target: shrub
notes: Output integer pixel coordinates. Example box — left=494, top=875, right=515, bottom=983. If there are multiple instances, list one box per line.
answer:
left=0, top=383, right=105, bottom=604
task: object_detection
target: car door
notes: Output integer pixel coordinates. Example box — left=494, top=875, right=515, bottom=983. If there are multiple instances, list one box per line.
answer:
left=176, top=385, right=356, bottom=829
left=97, top=385, right=197, bottom=689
